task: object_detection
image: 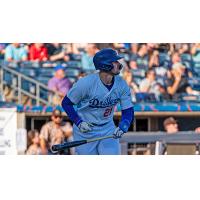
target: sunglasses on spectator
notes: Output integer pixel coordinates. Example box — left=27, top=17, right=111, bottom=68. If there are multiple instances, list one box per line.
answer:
left=53, top=115, right=62, bottom=119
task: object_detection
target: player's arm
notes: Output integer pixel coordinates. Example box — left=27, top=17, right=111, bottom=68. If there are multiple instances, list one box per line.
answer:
left=114, top=80, right=134, bottom=138
left=61, top=79, right=93, bottom=133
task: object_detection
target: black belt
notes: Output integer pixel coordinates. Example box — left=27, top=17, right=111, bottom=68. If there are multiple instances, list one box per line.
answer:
left=91, top=122, right=109, bottom=127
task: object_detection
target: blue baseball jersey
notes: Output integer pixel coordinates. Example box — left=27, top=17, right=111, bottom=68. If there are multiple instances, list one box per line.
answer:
left=67, top=73, right=133, bottom=126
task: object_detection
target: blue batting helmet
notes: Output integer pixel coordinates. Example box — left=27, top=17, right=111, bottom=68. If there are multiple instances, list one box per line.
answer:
left=93, top=48, right=123, bottom=71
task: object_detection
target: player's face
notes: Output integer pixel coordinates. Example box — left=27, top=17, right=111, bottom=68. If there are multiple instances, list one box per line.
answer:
left=111, top=61, right=123, bottom=75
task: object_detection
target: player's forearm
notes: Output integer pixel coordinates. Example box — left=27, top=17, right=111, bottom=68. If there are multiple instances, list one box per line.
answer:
left=62, top=95, right=82, bottom=126
left=119, top=107, right=134, bottom=133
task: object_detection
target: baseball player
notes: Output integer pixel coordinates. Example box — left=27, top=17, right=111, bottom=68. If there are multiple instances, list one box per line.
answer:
left=62, top=48, right=134, bottom=155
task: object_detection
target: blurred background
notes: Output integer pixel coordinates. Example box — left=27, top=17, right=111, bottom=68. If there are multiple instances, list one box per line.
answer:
left=1, top=43, right=200, bottom=155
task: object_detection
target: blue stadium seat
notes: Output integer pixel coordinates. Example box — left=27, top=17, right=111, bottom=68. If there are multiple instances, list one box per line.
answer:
left=131, top=69, right=145, bottom=77
left=66, top=61, right=81, bottom=68
left=64, top=68, right=80, bottom=77
left=193, top=62, right=200, bottom=68
left=36, top=76, right=50, bottom=85
left=21, top=79, right=36, bottom=94
left=70, top=54, right=82, bottom=61
left=133, top=76, right=143, bottom=86
left=3, top=71, right=13, bottom=85
left=181, top=54, right=192, bottom=62
left=18, top=67, right=38, bottom=78
left=38, top=68, right=55, bottom=77
left=159, top=53, right=170, bottom=63
left=135, top=93, right=157, bottom=102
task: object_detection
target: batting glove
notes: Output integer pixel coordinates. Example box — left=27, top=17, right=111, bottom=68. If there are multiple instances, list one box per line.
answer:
left=113, top=127, right=124, bottom=139
left=78, top=122, right=94, bottom=133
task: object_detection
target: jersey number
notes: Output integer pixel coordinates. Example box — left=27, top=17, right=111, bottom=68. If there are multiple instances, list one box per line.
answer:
left=104, top=107, right=113, bottom=117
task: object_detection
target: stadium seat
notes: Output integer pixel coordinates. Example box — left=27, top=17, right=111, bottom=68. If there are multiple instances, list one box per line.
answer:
left=3, top=71, right=13, bottom=85
left=64, top=68, right=80, bottom=77
left=18, top=67, right=38, bottom=78
left=36, top=76, right=50, bottom=85
left=66, top=61, right=81, bottom=68
left=21, top=79, right=36, bottom=94
left=38, top=68, right=55, bottom=77
left=133, top=76, right=143, bottom=86
left=159, top=53, right=170, bottom=64
left=193, top=62, right=200, bottom=68
left=135, top=93, right=157, bottom=102
left=181, top=53, right=192, bottom=62
left=70, top=54, right=82, bottom=61
left=131, top=69, right=145, bottom=77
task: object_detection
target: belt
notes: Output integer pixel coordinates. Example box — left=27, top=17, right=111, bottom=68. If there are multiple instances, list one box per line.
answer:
left=91, top=122, right=109, bottom=127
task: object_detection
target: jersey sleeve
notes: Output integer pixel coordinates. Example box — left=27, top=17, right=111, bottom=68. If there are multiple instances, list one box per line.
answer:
left=120, top=80, right=133, bottom=110
left=67, top=78, right=88, bottom=104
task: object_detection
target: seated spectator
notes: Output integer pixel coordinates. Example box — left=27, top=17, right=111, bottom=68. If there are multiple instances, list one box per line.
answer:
left=26, top=130, right=41, bottom=155
left=178, top=43, right=191, bottom=54
left=149, top=50, right=169, bottom=77
left=157, top=83, right=171, bottom=101
left=129, top=43, right=138, bottom=60
left=163, top=117, right=179, bottom=134
left=165, top=63, right=200, bottom=100
left=46, top=43, right=70, bottom=62
left=123, top=70, right=139, bottom=101
left=191, top=43, right=200, bottom=62
left=4, top=43, right=28, bottom=62
left=48, top=65, right=72, bottom=105
left=149, top=50, right=159, bottom=68
left=28, top=43, right=48, bottom=62
left=81, top=43, right=99, bottom=71
left=39, top=109, right=73, bottom=155
left=135, top=44, right=148, bottom=68
left=171, top=51, right=181, bottom=67
left=129, top=60, right=138, bottom=70
left=139, top=69, right=160, bottom=100
left=0, top=43, right=8, bottom=60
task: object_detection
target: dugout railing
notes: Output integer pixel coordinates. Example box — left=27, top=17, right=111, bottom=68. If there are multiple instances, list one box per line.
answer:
left=120, top=132, right=200, bottom=155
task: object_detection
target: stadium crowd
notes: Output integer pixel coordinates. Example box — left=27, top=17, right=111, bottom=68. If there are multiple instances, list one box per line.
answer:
left=1, top=43, right=200, bottom=106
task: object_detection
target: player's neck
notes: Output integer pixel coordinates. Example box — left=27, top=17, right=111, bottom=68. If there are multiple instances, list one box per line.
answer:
left=99, top=72, right=113, bottom=85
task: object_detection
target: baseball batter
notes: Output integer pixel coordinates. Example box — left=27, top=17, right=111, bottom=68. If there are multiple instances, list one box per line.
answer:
left=62, top=48, right=134, bottom=155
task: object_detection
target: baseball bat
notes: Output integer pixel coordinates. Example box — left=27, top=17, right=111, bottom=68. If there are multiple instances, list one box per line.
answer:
left=50, top=135, right=114, bottom=153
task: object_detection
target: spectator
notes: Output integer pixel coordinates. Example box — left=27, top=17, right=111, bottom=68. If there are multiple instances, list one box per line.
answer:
left=81, top=43, right=99, bottom=71
left=4, top=43, right=28, bottom=62
left=26, top=130, right=41, bottom=155
left=165, top=62, right=200, bottom=100
left=149, top=50, right=159, bottom=69
left=139, top=69, right=160, bottom=99
left=39, top=109, right=73, bottom=154
left=157, top=83, right=171, bottom=101
left=163, top=117, right=179, bottom=134
left=195, top=127, right=200, bottom=134
left=28, top=43, right=48, bottom=62
left=171, top=51, right=181, bottom=67
left=0, top=43, right=8, bottom=60
left=135, top=44, right=148, bottom=68
left=123, top=70, right=139, bottom=102
left=48, top=65, right=72, bottom=105
left=178, top=43, right=190, bottom=55
left=46, top=43, right=70, bottom=62
left=191, top=43, right=200, bottom=62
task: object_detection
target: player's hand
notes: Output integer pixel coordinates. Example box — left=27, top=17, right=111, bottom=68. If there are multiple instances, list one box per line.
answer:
left=113, top=127, right=124, bottom=139
left=78, top=122, right=94, bottom=133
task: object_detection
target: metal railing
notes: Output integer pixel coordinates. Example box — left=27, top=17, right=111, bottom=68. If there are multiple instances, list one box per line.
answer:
left=120, top=132, right=200, bottom=155
left=0, top=64, right=59, bottom=106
